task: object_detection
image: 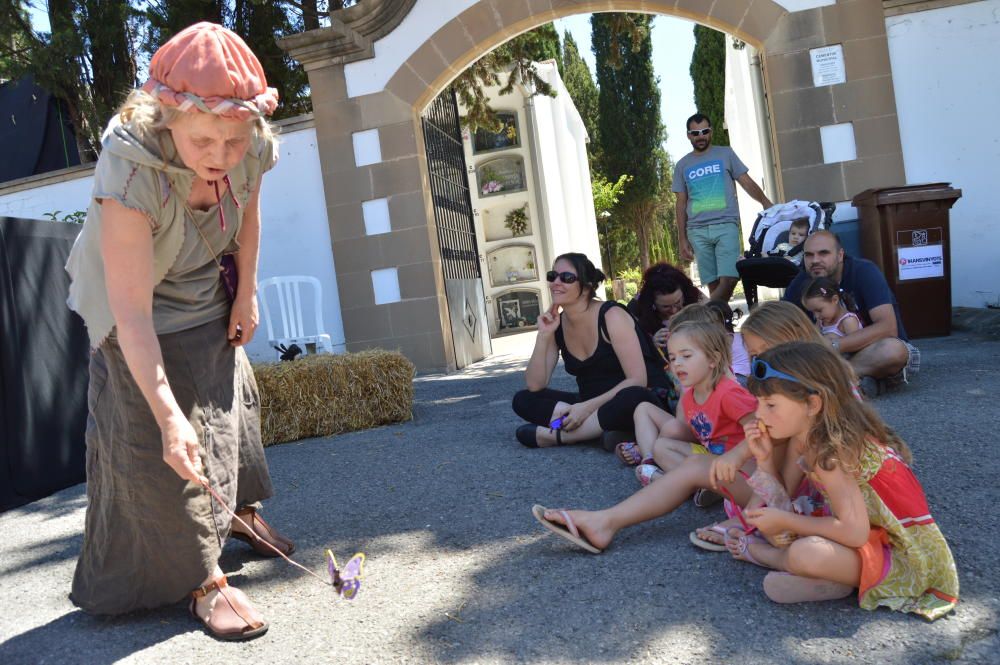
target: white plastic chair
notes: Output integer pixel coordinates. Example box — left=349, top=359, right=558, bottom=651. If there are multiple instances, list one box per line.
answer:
left=258, top=275, right=335, bottom=359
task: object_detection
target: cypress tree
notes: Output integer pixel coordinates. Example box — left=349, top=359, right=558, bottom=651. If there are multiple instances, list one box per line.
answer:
left=561, top=31, right=600, bottom=168
left=689, top=24, right=730, bottom=146
left=593, top=12, right=665, bottom=269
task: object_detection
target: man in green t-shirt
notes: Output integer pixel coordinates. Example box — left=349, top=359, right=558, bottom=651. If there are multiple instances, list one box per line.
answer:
left=673, top=113, right=772, bottom=303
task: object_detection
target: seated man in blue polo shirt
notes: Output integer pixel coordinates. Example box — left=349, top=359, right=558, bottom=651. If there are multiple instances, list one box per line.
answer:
left=783, top=231, right=918, bottom=396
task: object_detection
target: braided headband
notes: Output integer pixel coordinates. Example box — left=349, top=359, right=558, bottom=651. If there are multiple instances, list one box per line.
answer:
left=142, top=79, right=279, bottom=121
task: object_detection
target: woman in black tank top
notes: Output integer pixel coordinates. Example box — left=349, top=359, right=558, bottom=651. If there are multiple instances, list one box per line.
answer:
left=512, top=253, right=669, bottom=448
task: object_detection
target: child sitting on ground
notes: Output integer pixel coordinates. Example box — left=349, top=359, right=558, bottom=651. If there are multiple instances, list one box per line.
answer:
left=801, top=276, right=862, bottom=347
left=616, top=306, right=750, bottom=486
left=551, top=321, right=757, bottom=539
left=725, top=342, right=958, bottom=619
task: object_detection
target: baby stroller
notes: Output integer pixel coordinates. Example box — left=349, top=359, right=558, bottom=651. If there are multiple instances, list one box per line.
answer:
left=736, top=200, right=836, bottom=309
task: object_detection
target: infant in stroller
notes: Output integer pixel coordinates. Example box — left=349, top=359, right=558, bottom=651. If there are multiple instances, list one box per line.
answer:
left=736, top=200, right=836, bottom=308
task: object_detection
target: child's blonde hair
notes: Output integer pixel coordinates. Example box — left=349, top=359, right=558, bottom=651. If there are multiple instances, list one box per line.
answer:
left=670, top=303, right=724, bottom=329
left=748, top=341, right=912, bottom=472
left=116, top=89, right=278, bottom=157
left=742, top=301, right=825, bottom=346
left=669, top=321, right=731, bottom=387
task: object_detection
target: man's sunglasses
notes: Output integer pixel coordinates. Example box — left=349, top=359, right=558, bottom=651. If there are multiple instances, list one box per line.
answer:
left=546, top=271, right=579, bottom=284
left=687, top=128, right=712, bottom=137
left=750, top=357, right=817, bottom=393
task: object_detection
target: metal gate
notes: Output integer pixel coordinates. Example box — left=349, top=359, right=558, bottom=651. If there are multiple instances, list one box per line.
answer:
left=421, top=89, right=491, bottom=369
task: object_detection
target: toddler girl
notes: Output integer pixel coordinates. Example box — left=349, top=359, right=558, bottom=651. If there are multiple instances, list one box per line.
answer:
left=729, top=341, right=958, bottom=620
left=538, top=322, right=760, bottom=553
left=801, top=276, right=862, bottom=343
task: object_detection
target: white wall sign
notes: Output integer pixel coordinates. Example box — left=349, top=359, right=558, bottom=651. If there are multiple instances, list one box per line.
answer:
left=810, top=45, right=846, bottom=86
left=898, top=244, right=944, bottom=281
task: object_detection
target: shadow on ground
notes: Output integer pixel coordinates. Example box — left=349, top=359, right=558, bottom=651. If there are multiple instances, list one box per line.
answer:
left=1, top=333, right=998, bottom=664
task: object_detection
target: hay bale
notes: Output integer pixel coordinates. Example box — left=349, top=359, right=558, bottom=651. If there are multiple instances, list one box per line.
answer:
left=252, top=350, right=415, bottom=446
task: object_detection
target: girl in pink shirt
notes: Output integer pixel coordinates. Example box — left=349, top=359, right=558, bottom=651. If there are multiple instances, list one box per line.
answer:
left=532, top=321, right=760, bottom=555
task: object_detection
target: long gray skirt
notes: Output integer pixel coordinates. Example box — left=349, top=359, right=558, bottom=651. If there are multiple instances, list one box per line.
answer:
left=71, top=317, right=273, bottom=615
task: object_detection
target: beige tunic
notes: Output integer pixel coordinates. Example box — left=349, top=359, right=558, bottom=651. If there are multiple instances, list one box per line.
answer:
left=65, top=116, right=276, bottom=346
left=68, top=117, right=278, bottom=615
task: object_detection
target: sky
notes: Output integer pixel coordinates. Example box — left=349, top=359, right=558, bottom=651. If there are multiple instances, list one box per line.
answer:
left=554, top=12, right=697, bottom=165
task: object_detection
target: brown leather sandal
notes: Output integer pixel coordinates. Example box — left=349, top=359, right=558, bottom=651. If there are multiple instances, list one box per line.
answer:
left=230, top=506, right=295, bottom=557
left=189, top=576, right=268, bottom=641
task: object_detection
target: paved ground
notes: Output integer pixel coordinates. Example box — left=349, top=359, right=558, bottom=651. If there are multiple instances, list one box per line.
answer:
left=1, top=329, right=999, bottom=664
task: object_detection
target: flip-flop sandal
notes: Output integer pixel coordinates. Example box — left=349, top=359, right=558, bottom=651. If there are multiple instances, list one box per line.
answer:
left=689, top=524, right=730, bottom=552
left=762, top=572, right=855, bottom=604
left=615, top=441, right=642, bottom=466
left=726, top=529, right=769, bottom=568
left=531, top=504, right=602, bottom=554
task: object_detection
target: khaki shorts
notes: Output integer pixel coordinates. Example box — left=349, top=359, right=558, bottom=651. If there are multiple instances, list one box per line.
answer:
left=688, top=222, right=741, bottom=284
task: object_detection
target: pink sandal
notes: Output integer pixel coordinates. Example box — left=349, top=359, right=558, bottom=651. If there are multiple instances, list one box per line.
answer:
left=726, top=529, right=771, bottom=569
left=635, top=463, right=664, bottom=486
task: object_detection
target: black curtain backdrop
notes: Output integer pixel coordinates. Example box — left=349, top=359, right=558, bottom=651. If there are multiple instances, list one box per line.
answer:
left=0, top=217, right=89, bottom=511
left=0, top=76, right=81, bottom=184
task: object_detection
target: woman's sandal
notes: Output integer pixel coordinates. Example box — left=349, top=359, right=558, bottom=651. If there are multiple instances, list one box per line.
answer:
left=189, top=576, right=268, bottom=641
left=230, top=506, right=295, bottom=557
left=516, top=424, right=564, bottom=448
left=614, top=441, right=643, bottom=466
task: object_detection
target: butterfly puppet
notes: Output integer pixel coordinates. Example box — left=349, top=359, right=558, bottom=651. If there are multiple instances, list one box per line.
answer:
left=199, top=478, right=366, bottom=598
left=327, top=550, right=366, bottom=600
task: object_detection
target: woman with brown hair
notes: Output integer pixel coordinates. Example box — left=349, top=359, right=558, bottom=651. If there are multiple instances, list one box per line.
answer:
left=630, top=262, right=706, bottom=349
left=512, top=253, right=671, bottom=447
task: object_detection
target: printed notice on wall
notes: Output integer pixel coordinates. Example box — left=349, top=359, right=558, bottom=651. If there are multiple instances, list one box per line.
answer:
left=810, top=45, right=846, bottom=86
left=898, top=244, right=945, bottom=281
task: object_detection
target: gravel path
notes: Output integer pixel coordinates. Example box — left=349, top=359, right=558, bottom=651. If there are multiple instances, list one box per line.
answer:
left=1, top=331, right=998, bottom=664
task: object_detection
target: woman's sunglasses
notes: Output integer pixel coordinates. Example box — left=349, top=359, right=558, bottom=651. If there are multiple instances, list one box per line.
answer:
left=750, top=358, right=817, bottom=393
left=546, top=271, right=579, bottom=284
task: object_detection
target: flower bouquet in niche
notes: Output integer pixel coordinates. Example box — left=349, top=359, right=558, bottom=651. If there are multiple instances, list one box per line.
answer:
left=504, top=204, right=529, bottom=236
left=480, top=166, right=503, bottom=196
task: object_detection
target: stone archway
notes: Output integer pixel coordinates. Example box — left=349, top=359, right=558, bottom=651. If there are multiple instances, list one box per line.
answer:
left=281, top=0, right=905, bottom=371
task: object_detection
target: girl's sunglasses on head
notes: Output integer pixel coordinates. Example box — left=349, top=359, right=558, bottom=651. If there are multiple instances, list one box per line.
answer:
left=750, top=358, right=817, bottom=393
left=547, top=271, right=578, bottom=284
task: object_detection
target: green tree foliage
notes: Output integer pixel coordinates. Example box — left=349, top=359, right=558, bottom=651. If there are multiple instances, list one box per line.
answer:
left=0, top=1, right=140, bottom=161
left=593, top=13, right=666, bottom=269
left=690, top=24, right=729, bottom=146
left=145, top=1, right=310, bottom=120
left=453, top=23, right=562, bottom=133
left=561, top=31, right=600, bottom=168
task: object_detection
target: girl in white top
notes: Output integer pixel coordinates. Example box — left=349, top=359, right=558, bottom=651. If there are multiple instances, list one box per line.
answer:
left=801, top=276, right=863, bottom=344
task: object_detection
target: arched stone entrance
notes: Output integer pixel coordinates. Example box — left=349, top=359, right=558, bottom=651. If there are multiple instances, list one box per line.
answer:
left=280, top=0, right=905, bottom=371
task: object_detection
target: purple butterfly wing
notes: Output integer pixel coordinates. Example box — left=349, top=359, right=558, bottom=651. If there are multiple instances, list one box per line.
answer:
left=339, top=553, right=365, bottom=600
left=342, top=553, right=365, bottom=580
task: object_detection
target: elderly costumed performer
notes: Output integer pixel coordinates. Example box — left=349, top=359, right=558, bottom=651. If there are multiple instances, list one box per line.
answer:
left=66, top=22, right=294, bottom=640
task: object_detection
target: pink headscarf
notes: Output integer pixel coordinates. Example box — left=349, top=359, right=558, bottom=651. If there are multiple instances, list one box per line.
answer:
left=142, top=22, right=279, bottom=120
